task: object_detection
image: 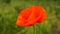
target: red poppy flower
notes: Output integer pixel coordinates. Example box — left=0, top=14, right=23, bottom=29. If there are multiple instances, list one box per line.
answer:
left=16, top=6, right=47, bottom=26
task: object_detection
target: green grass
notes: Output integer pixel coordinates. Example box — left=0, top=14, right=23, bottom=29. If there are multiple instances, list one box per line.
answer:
left=0, top=0, right=60, bottom=34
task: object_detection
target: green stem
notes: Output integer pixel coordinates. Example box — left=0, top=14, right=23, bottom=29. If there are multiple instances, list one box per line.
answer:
left=33, top=25, right=36, bottom=34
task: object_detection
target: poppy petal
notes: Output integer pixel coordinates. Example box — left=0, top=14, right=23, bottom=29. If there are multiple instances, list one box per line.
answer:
left=16, top=6, right=47, bottom=26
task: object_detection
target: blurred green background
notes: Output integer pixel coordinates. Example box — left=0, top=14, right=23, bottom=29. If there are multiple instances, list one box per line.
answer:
left=0, top=0, right=60, bottom=34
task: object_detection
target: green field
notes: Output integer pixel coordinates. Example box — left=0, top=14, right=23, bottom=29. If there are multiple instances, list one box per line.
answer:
left=0, top=0, right=60, bottom=34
